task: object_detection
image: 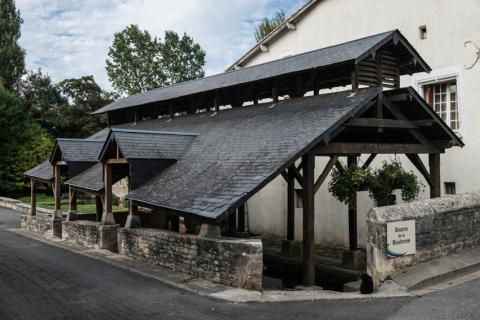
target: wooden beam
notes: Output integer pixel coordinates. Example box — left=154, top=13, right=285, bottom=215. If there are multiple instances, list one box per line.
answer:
left=53, top=164, right=62, bottom=219
left=101, top=163, right=115, bottom=225
left=313, top=142, right=442, bottom=155
left=272, top=80, right=279, bottom=103
left=313, top=156, right=338, bottom=194
left=237, top=204, right=246, bottom=232
left=95, top=195, right=103, bottom=222
left=106, top=158, right=128, bottom=164
left=56, top=161, right=67, bottom=166
left=30, top=179, right=36, bottom=216
left=362, top=154, right=377, bottom=170
left=290, top=165, right=304, bottom=188
left=351, top=64, right=359, bottom=92
left=429, top=153, right=441, bottom=198
left=280, top=171, right=288, bottom=183
left=344, top=118, right=431, bottom=129
left=302, top=153, right=315, bottom=286
left=287, top=166, right=295, bottom=241
left=347, top=156, right=358, bottom=251
left=405, top=154, right=433, bottom=188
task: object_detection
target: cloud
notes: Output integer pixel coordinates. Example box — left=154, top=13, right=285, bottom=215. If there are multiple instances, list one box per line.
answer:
left=16, top=0, right=304, bottom=91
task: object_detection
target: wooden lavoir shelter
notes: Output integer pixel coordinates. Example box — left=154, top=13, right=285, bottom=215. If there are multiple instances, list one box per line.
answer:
left=25, top=30, right=463, bottom=287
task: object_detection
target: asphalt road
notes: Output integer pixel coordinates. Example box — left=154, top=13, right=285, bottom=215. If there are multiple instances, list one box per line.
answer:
left=0, top=208, right=479, bottom=320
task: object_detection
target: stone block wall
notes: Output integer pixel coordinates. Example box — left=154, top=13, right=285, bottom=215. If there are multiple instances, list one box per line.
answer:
left=121, top=228, right=263, bottom=290
left=367, top=191, right=480, bottom=287
left=21, top=214, right=62, bottom=238
left=63, top=221, right=119, bottom=252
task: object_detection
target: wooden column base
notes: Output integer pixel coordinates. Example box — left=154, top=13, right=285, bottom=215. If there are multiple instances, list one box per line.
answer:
left=101, top=211, right=116, bottom=225
left=66, top=210, right=78, bottom=222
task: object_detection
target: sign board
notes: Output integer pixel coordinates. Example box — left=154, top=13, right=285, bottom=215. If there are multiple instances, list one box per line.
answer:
left=386, top=220, right=416, bottom=258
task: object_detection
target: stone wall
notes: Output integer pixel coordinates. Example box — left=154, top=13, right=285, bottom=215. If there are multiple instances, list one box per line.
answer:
left=0, top=197, right=52, bottom=216
left=121, top=228, right=263, bottom=290
left=367, top=191, right=480, bottom=287
left=21, top=214, right=62, bottom=238
left=62, top=221, right=119, bottom=252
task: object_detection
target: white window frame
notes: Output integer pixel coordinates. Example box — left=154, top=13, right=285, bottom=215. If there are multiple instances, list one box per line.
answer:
left=411, top=66, right=465, bottom=137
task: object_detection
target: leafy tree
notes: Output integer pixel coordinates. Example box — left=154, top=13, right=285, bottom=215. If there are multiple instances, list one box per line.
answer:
left=254, top=10, right=286, bottom=42
left=0, top=0, right=25, bottom=91
left=0, top=84, right=53, bottom=193
left=106, top=24, right=205, bottom=95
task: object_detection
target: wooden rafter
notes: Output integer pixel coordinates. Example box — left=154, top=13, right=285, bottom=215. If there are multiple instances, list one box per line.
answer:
left=313, top=156, right=338, bottom=194
left=362, top=154, right=377, bottom=170
left=405, top=154, right=434, bottom=187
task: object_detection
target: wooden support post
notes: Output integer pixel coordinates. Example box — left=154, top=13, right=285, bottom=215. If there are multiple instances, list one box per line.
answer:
left=214, top=94, right=219, bottom=112
left=287, top=165, right=295, bottom=241
left=347, top=156, right=358, bottom=251
left=302, top=153, right=315, bottom=286
left=429, top=153, right=441, bottom=198
left=66, top=186, right=78, bottom=221
left=53, top=164, right=62, bottom=219
left=171, top=216, right=180, bottom=232
left=237, top=204, right=246, bottom=232
left=228, top=214, right=236, bottom=235
left=351, top=64, right=358, bottom=92
left=272, top=81, right=279, bottom=103
left=30, top=179, right=36, bottom=216
left=101, top=163, right=115, bottom=225
left=125, top=200, right=141, bottom=228
left=95, top=195, right=103, bottom=222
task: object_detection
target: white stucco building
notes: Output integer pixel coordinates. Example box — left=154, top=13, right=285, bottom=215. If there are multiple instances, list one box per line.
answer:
left=231, top=0, right=480, bottom=248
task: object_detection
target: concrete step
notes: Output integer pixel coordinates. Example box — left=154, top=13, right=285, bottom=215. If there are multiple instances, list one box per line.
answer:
left=391, top=247, right=480, bottom=291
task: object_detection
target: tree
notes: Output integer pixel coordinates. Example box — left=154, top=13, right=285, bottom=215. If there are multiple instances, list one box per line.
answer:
left=254, top=10, right=286, bottom=42
left=0, top=0, right=25, bottom=91
left=0, top=84, right=53, bottom=194
left=106, top=25, right=206, bottom=95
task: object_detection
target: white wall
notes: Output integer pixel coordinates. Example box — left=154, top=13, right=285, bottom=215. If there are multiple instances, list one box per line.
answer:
left=243, top=0, right=480, bottom=248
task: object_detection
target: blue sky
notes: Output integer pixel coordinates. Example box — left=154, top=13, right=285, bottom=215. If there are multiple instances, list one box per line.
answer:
left=16, top=0, right=305, bottom=90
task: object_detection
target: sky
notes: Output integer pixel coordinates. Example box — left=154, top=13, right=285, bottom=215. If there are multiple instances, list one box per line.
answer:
left=16, top=0, right=305, bottom=91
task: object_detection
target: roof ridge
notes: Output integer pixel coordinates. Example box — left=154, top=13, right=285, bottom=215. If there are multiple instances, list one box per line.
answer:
left=111, top=128, right=198, bottom=136
left=57, top=138, right=104, bottom=142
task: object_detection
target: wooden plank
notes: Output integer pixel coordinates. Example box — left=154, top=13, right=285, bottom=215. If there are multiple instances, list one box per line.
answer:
left=429, top=153, right=441, bottom=198
left=344, top=118, right=425, bottom=129
left=405, top=154, right=433, bottom=188
left=313, top=142, right=442, bottom=155
left=313, top=156, right=338, bottom=194
left=302, top=153, right=315, bottom=286
left=106, top=158, right=128, bottom=164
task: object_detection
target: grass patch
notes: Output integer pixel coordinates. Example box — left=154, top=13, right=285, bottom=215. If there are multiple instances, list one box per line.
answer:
left=18, top=195, right=127, bottom=214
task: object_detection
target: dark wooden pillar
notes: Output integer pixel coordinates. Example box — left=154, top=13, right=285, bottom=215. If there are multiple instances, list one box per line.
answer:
left=347, top=156, right=358, bottom=251
left=287, top=166, right=295, bottom=241
left=95, top=195, right=103, bottom=222
left=30, top=178, right=36, bottom=216
left=272, top=81, right=279, bottom=103
left=237, top=204, right=246, bottom=232
left=351, top=64, right=358, bottom=92
left=66, top=186, right=78, bottom=221
left=429, top=153, right=441, bottom=198
left=171, top=216, right=180, bottom=232
left=228, top=214, right=236, bottom=235
left=102, top=163, right=115, bottom=225
left=302, top=152, right=315, bottom=286
left=53, top=164, right=62, bottom=219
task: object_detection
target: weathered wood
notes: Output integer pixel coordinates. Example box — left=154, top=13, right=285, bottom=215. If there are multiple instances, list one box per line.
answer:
left=313, top=142, right=442, bottom=155
left=105, top=158, right=128, bottom=164
left=53, top=164, right=62, bottom=219
left=272, top=80, right=279, bottom=103
left=101, top=163, right=115, bottom=225
left=290, top=165, right=304, bottom=188
left=237, top=204, right=246, bottom=232
left=406, top=154, right=433, bottom=188
left=287, top=166, right=295, bottom=241
left=314, top=156, right=338, bottom=194
left=302, top=153, right=315, bottom=286
left=280, top=171, right=288, bottom=183
left=362, top=154, right=377, bottom=170
left=95, top=195, right=103, bottom=222
left=30, top=179, right=36, bottom=216
left=429, top=153, right=441, bottom=198
left=344, top=118, right=433, bottom=129
left=171, top=215, right=180, bottom=232
left=66, top=187, right=78, bottom=221
left=351, top=64, right=358, bottom=92
left=347, top=156, right=358, bottom=251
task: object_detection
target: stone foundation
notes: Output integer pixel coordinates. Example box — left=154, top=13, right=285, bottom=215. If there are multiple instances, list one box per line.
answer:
left=367, top=191, right=480, bottom=288
left=21, top=214, right=62, bottom=238
left=121, top=228, right=263, bottom=290
left=62, top=221, right=119, bottom=252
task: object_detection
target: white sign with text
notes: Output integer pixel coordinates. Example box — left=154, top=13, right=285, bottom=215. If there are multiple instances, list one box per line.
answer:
left=386, top=220, right=416, bottom=258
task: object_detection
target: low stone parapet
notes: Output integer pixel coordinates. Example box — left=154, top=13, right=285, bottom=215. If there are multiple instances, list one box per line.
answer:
left=62, top=221, right=119, bottom=252
left=121, top=228, right=263, bottom=290
left=21, top=214, right=62, bottom=238
left=367, top=191, right=480, bottom=288
left=0, top=197, right=52, bottom=215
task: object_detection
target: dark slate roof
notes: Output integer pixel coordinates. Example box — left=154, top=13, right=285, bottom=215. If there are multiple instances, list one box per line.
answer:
left=93, top=30, right=430, bottom=115
left=100, top=129, right=197, bottom=161
left=51, top=139, right=105, bottom=163
left=65, top=163, right=103, bottom=192
left=123, top=88, right=379, bottom=220
left=24, top=161, right=54, bottom=182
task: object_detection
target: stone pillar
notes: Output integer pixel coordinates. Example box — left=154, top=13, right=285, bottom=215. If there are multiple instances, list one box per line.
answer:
left=53, top=164, right=63, bottom=219
left=66, top=186, right=78, bottom=221
left=101, top=163, right=115, bottom=225
left=30, top=178, right=36, bottom=216
left=302, top=153, right=315, bottom=286
left=429, top=153, right=441, bottom=198
left=125, top=200, right=141, bottom=228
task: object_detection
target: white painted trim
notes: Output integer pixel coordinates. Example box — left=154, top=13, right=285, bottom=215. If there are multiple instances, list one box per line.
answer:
left=411, top=66, right=465, bottom=138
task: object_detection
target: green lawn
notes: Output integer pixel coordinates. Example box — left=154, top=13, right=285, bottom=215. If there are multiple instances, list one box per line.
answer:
left=19, top=195, right=127, bottom=214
